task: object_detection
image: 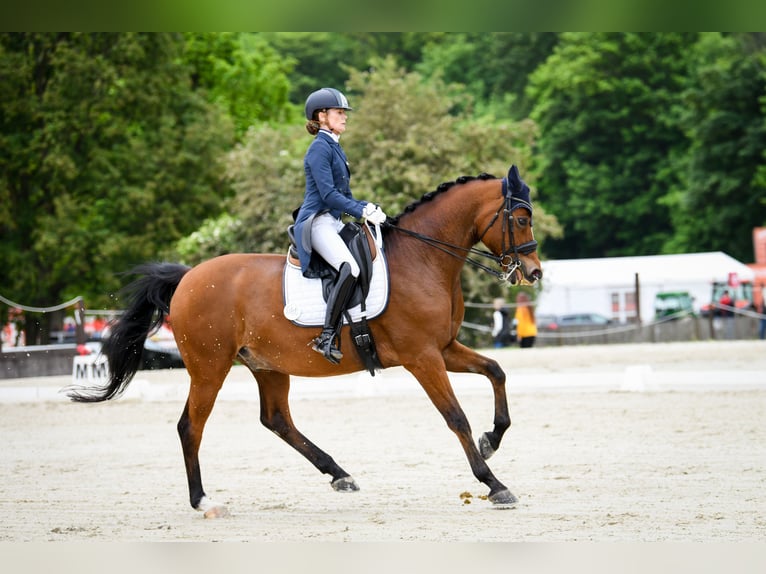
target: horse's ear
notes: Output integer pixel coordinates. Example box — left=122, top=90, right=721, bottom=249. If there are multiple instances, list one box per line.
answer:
left=508, top=165, right=521, bottom=190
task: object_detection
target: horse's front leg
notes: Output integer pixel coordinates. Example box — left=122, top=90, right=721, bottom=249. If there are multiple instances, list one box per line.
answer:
left=405, top=353, right=517, bottom=506
left=254, top=370, right=359, bottom=492
left=442, top=340, right=510, bottom=460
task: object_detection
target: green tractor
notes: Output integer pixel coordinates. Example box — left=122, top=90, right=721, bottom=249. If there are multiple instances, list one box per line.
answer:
left=654, top=291, right=695, bottom=320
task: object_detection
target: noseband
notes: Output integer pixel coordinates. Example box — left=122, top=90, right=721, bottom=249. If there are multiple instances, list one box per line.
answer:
left=384, top=176, right=538, bottom=282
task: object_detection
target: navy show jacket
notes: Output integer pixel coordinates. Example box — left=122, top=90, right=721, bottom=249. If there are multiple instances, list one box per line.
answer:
left=294, top=130, right=366, bottom=277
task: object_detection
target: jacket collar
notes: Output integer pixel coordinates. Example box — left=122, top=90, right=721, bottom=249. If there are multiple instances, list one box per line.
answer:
left=318, top=129, right=340, bottom=143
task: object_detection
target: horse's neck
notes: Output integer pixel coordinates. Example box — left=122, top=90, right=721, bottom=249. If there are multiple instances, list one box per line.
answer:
left=387, top=187, right=484, bottom=283
left=406, top=188, right=482, bottom=248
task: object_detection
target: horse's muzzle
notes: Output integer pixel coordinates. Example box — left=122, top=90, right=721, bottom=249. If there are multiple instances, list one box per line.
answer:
left=505, top=265, right=541, bottom=286
left=515, top=264, right=542, bottom=285
left=527, top=267, right=543, bottom=283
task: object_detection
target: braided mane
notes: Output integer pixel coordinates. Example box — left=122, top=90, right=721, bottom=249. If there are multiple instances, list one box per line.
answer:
left=386, top=172, right=497, bottom=230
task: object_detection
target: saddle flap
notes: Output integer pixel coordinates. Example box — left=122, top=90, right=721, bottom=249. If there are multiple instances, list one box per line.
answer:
left=339, top=222, right=375, bottom=302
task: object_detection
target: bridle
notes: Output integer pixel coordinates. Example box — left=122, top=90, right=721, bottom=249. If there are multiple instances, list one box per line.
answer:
left=383, top=177, right=538, bottom=283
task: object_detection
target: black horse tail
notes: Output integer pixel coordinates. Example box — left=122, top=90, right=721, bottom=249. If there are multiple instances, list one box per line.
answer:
left=67, top=262, right=191, bottom=403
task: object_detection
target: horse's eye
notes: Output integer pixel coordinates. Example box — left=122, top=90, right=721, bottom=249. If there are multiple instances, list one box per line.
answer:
left=516, top=217, right=529, bottom=227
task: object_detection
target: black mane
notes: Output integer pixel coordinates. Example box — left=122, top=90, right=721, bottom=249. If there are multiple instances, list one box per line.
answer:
left=385, top=172, right=497, bottom=232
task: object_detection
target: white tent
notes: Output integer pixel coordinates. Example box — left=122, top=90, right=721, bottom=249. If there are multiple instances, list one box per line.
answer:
left=536, top=251, right=755, bottom=322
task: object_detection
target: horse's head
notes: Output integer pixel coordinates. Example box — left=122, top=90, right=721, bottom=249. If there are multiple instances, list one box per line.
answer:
left=478, top=165, right=543, bottom=285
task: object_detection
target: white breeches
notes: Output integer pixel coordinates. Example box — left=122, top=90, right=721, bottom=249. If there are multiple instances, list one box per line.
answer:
left=311, top=213, right=360, bottom=278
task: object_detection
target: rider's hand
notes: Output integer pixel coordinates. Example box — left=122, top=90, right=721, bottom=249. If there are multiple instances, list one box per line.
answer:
left=362, top=203, right=387, bottom=225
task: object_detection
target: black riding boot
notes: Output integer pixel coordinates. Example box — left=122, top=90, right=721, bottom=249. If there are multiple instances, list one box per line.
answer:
left=312, top=263, right=357, bottom=364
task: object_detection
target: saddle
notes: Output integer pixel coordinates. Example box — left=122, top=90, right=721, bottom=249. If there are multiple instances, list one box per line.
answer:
left=286, top=221, right=377, bottom=308
left=285, top=221, right=384, bottom=375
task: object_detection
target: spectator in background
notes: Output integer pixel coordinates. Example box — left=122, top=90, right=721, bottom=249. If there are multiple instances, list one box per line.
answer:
left=718, top=290, right=733, bottom=317
left=719, top=290, right=734, bottom=339
left=514, top=292, right=537, bottom=348
left=759, top=284, right=766, bottom=340
left=491, top=298, right=515, bottom=348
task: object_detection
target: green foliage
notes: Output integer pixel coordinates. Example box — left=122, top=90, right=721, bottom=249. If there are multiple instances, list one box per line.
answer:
left=0, top=33, right=234, bottom=316
left=260, top=33, right=375, bottom=104
left=529, top=33, right=697, bottom=258
left=260, top=32, right=443, bottom=105
left=183, top=33, right=296, bottom=139
left=663, top=33, right=766, bottom=262
left=176, top=122, right=307, bottom=265
left=6, top=31, right=766, bottom=347
left=417, top=32, right=559, bottom=120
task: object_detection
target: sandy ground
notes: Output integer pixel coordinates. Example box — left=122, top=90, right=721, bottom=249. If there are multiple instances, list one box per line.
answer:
left=1, top=340, right=765, bottom=543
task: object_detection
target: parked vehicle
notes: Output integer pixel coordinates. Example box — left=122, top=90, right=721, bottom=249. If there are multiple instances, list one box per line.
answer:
left=536, top=314, right=559, bottom=331
left=654, top=291, right=695, bottom=320
left=537, top=312, right=614, bottom=331
left=700, top=280, right=754, bottom=317
left=139, top=322, right=184, bottom=369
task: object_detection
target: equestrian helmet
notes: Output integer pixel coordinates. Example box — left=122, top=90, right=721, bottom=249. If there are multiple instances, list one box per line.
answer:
left=304, top=88, right=352, bottom=120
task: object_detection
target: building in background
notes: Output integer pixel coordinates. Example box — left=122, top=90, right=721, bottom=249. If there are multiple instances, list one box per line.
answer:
left=536, top=251, right=755, bottom=324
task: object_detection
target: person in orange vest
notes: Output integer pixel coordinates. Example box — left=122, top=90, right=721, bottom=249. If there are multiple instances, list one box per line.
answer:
left=514, top=292, right=537, bottom=348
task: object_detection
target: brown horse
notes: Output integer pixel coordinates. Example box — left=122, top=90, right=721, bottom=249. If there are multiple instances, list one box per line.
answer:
left=69, top=165, right=542, bottom=517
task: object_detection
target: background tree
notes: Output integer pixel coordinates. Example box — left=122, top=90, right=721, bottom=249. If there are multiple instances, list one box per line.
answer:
left=184, top=32, right=295, bottom=139
left=416, top=32, right=559, bottom=120
left=10, top=33, right=766, bottom=348
left=176, top=122, right=307, bottom=265
left=528, top=32, right=698, bottom=259
left=261, top=33, right=447, bottom=105
left=663, top=33, right=766, bottom=262
left=260, top=33, right=373, bottom=104
left=0, top=33, right=234, bottom=342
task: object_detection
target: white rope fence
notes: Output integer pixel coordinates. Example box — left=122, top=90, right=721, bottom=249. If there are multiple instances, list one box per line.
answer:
left=0, top=293, right=83, bottom=314
left=461, top=300, right=766, bottom=337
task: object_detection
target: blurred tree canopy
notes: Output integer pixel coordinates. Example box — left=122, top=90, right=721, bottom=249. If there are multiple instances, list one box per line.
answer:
left=662, top=33, right=766, bottom=259
left=416, top=32, right=559, bottom=120
left=528, top=33, right=697, bottom=258
left=183, top=32, right=295, bottom=139
left=528, top=32, right=766, bottom=262
left=0, top=33, right=235, bottom=339
left=3, top=32, right=766, bottom=347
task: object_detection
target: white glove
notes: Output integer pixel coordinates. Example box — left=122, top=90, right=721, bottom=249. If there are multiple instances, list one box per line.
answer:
left=362, top=203, right=387, bottom=225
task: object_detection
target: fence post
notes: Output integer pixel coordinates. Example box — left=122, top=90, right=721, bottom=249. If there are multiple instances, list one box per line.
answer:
left=75, top=300, right=87, bottom=345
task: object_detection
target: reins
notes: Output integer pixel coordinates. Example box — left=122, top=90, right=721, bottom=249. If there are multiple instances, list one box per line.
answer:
left=382, top=218, right=508, bottom=278
left=382, top=177, right=537, bottom=282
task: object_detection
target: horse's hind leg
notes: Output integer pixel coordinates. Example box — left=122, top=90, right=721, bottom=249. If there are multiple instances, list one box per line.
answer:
left=443, top=340, right=510, bottom=460
left=177, top=365, right=231, bottom=518
left=254, top=370, right=359, bottom=492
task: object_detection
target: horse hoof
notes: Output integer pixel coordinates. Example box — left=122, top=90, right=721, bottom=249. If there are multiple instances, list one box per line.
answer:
left=489, top=489, right=518, bottom=508
left=203, top=505, right=230, bottom=519
left=197, top=495, right=230, bottom=518
left=478, top=432, right=496, bottom=460
left=331, top=476, right=360, bottom=492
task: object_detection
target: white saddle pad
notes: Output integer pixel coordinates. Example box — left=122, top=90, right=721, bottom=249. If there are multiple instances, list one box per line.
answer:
left=282, top=248, right=390, bottom=327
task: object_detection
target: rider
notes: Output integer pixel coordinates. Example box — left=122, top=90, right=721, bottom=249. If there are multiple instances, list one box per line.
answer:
left=293, top=87, right=387, bottom=364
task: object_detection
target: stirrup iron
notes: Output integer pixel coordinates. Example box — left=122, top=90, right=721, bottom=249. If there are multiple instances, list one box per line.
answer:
left=312, top=329, right=343, bottom=364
